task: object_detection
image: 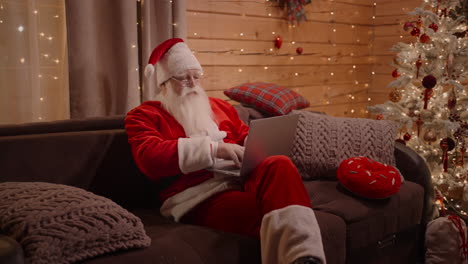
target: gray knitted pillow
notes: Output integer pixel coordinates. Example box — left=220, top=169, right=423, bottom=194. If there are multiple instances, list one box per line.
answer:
left=291, top=110, right=400, bottom=180
left=0, top=182, right=151, bottom=264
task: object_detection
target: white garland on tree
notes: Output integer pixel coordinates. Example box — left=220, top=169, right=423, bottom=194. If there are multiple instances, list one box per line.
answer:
left=368, top=0, right=468, bottom=215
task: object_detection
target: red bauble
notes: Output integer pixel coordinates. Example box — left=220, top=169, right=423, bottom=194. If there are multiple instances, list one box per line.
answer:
left=274, top=35, right=283, bottom=49
left=392, top=69, right=400, bottom=78
left=411, top=27, right=421, bottom=37
left=296, top=47, right=303, bottom=55
left=403, top=132, right=412, bottom=141
left=376, top=114, right=384, bottom=120
left=420, top=34, right=431, bottom=43
left=440, top=137, right=456, bottom=151
left=429, top=23, right=439, bottom=32
left=448, top=97, right=457, bottom=109
left=403, top=22, right=414, bottom=31
left=422, top=75, right=437, bottom=89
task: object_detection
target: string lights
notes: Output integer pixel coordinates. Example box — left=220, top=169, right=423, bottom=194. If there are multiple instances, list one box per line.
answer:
left=0, top=0, right=67, bottom=122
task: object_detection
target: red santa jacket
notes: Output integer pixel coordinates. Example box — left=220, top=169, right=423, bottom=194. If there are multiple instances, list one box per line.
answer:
left=125, top=97, right=249, bottom=203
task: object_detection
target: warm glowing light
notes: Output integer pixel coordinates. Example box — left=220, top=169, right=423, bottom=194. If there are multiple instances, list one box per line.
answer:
left=18, top=25, right=24, bottom=32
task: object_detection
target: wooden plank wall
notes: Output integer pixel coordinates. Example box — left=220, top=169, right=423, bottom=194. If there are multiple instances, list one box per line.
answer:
left=186, top=0, right=373, bottom=117
left=187, top=0, right=421, bottom=117
left=371, top=0, right=422, bottom=106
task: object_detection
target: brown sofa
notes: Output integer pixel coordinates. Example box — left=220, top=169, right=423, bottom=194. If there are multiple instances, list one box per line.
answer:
left=0, top=105, right=434, bottom=264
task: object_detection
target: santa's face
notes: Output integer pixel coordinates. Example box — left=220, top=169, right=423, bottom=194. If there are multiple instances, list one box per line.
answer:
left=168, top=69, right=203, bottom=97
left=159, top=69, right=215, bottom=136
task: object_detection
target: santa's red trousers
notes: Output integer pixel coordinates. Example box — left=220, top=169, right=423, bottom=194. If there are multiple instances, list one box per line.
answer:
left=181, top=155, right=312, bottom=238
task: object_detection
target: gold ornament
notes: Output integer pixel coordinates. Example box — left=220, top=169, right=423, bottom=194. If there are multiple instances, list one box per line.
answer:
left=423, top=130, right=437, bottom=143
left=389, top=89, right=402, bottom=102
left=412, top=79, right=423, bottom=88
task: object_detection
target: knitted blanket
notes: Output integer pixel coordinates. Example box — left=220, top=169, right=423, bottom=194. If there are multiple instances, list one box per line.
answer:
left=291, top=110, right=400, bottom=180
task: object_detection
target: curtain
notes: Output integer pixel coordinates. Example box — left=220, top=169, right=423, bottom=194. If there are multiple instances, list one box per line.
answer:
left=65, top=0, right=186, bottom=118
left=65, top=0, right=140, bottom=118
left=0, top=0, right=69, bottom=124
left=141, top=0, right=186, bottom=102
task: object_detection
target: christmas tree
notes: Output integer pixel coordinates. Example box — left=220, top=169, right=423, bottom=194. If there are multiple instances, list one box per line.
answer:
left=368, top=0, right=467, bottom=216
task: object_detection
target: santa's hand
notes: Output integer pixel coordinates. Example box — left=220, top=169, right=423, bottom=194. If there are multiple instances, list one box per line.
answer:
left=216, top=142, right=245, bottom=168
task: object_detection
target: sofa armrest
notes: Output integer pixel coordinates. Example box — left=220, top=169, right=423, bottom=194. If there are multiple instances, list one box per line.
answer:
left=394, top=142, right=436, bottom=225
left=0, top=235, right=24, bottom=264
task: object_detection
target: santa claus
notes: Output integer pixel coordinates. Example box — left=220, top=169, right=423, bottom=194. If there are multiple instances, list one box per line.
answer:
left=125, top=38, right=325, bottom=264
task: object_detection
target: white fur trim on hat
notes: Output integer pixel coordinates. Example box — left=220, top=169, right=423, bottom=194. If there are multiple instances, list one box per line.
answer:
left=144, top=64, right=155, bottom=78
left=156, top=42, right=202, bottom=87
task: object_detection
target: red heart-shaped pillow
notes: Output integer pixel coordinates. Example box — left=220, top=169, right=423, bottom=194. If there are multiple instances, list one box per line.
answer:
left=337, top=157, right=402, bottom=199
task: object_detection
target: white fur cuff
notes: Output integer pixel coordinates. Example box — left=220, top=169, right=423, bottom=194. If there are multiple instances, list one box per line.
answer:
left=178, top=136, right=214, bottom=174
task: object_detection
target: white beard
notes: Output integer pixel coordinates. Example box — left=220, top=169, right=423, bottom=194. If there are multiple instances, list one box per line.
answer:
left=159, top=82, right=216, bottom=137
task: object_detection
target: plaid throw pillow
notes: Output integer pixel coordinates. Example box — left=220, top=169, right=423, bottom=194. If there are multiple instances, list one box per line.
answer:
left=224, top=82, right=310, bottom=116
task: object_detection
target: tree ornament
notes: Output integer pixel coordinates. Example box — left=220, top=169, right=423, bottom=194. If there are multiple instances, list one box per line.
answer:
left=420, top=34, right=431, bottom=43
left=423, top=130, right=437, bottom=143
left=403, top=132, right=412, bottom=141
left=411, top=27, right=421, bottom=37
left=296, top=47, right=303, bottom=55
left=412, top=79, right=423, bottom=88
left=392, top=69, right=400, bottom=78
left=268, top=0, right=312, bottom=24
left=416, top=56, right=423, bottom=78
left=376, top=114, right=384, bottom=120
left=422, top=74, right=437, bottom=89
left=423, top=88, right=434, bottom=109
left=274, top=35, right=283, bottom=49
left=429, top=23, right=439, bottom=32
left=440, top=137, right=456, bottom=172
left=416, top=116, right=423, bottom=137
left=389, top=89, right=402, bottom=102
left=447, top=89, right=457, bottom=110
left=440, top=8, right=447, bottom=18
left=416, top=16, right=422, bottom=28
left=449, top=113, right=460, bottom=122
left=403, top=22, right=414, bottom=31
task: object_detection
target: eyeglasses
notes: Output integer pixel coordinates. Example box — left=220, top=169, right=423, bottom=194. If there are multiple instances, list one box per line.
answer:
left=170, top=74, right=203, bottom=86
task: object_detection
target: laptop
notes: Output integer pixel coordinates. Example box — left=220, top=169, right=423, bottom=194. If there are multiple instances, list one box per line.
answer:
left=208, top=114, right=299, bottom=179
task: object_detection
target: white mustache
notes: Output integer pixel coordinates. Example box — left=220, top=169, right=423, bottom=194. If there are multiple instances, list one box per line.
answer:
left=180, top=85, right=202, bottom=96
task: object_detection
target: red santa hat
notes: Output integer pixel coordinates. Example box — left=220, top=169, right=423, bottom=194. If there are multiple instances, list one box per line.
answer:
left=144, top=38, right=203, bottom=87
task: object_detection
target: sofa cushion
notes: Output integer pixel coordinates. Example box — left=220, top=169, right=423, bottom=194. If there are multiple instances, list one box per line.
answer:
left=305, top=180, right=424, bottom=249
left=337, top=157, right=402, bottom=199
left=0, top=182, right=151, bottom=264
left=82, top=208, right=262, bottom=264
left=224, top=82, right=310, bottom=116
left=291, top=110, right=399, bottom=180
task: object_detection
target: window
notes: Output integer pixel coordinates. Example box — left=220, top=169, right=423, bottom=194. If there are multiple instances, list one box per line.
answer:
left=0, top=0, right=69, bottom=124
